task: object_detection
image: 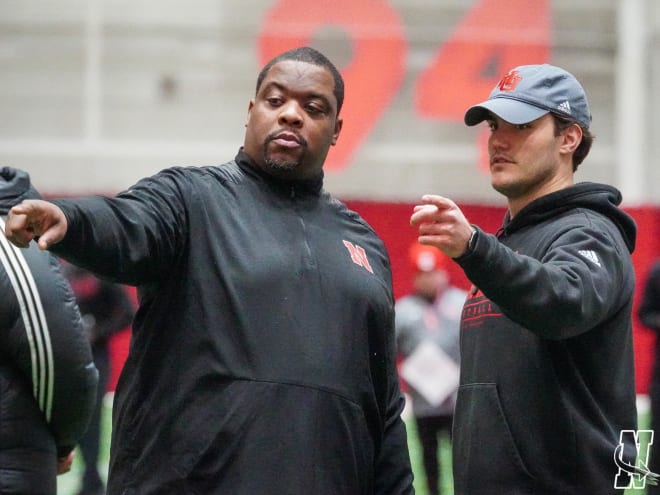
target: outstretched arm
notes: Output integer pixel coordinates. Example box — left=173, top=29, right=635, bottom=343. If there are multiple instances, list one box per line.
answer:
left=410, top=194, right=474, bottom=258
left=4, top=199, right=68, bottom=250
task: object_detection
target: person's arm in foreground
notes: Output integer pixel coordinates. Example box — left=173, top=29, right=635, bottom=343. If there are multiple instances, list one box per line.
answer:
left=43, top=254, right=99, bottom=462
left=1, top=225, right=98, bottom=473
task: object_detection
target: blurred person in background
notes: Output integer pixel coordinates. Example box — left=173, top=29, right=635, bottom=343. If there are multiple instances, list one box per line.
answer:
left=0, top=167, right=98, bottom=495
left=410, top=64, right=648, bottom=493
left=2, top=47, right=414, bottom=494
left=395, top=243, right=465, bottom=495
left=63, top=264, right=135, bottom=495
left=638, top=260, right=660, bottom=495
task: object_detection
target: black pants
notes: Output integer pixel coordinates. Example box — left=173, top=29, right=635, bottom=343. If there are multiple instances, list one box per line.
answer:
left=415, top=415, right=453, bottom=495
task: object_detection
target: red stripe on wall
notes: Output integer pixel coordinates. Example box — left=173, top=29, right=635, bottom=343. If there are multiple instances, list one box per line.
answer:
left=106, top=201, right=660, bottom=395
left=347, top=200, right=660, bottom=395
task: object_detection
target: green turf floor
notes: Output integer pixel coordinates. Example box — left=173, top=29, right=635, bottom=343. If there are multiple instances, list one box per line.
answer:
left=56, top=396, right=652, bottom=495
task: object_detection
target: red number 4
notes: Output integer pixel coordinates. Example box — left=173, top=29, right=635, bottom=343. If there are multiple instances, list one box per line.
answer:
left=416, top=0, right=550, bottom=172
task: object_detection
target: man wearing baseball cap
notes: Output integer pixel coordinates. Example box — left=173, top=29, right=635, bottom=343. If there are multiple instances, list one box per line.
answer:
left=411, top=64, right=652, bottom=493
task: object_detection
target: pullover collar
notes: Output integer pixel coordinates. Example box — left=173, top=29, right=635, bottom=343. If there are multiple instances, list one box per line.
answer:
left=235, top=148, right=324, bottom=198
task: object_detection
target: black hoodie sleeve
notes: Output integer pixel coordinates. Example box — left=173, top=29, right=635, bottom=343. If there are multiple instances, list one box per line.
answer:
left=456, top=209, right=634, bottom=340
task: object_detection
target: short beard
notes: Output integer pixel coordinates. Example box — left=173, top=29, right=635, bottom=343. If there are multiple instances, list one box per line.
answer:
left=264, top=156, right=300, bottom=173
left=262, top=135, right=306, bottom=174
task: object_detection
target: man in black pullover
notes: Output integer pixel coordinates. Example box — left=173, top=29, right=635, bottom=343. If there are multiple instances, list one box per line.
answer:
left=3, top=47, right=414, bottom=495
left=411, top=64, right=651, bottom=493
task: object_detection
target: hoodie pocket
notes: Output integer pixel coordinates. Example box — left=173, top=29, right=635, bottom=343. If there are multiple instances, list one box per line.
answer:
left=453, top=383, right=534, bottom=493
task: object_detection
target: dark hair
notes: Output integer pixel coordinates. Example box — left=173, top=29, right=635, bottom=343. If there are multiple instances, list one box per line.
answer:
left=552, top=113, right=594, bottom=171
left=255, top=47, right=345, bottom=116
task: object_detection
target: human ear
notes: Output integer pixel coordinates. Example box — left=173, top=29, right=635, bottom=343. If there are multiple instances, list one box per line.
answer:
left=331, top=117, right=343, bottom=146
left=245, top=100, right=255, bottom=127
left=560, top=123, right=582, bottom=154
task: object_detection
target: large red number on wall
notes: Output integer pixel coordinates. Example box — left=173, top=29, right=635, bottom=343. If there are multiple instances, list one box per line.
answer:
left=415, top=0, right=550, bottom=171
left=416, top=0, right=550, bottom=120
left=258, top=0, right=406, bottom=172
left=258, top=1, right=549, bottom=173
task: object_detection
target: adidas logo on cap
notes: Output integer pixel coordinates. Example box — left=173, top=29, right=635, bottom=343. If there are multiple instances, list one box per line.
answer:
left=557, top=100, right=571, bottom=115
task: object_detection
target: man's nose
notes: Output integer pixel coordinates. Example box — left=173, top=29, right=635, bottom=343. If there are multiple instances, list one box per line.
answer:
left=489, top=128, right=510, bottom=150
left=278, top=101, right=303, bottom=126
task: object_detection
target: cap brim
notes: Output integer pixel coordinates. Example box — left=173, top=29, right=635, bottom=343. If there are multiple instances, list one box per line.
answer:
left=464, top=98, right=550, bottom=126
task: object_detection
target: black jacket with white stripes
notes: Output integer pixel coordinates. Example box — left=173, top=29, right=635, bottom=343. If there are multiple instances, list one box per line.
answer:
left=0, top=167, right=98, bottom=495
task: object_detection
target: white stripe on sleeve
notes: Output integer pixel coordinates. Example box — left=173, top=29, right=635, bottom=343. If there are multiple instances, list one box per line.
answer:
left=0, top=217, right=54, bottom=421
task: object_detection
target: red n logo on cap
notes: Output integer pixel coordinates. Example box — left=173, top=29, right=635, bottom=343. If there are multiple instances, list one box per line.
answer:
left=498, top=70, right=522, bottom=92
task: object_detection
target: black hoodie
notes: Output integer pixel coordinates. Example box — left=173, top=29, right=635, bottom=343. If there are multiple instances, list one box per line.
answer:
left=452, top=182, right=638, bottom=494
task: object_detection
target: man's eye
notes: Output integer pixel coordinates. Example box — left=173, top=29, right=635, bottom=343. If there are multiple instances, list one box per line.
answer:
left=307, top=105, right=325, bottom=115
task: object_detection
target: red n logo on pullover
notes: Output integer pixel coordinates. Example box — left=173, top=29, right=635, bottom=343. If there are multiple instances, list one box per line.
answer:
left=342, top=240, right=374, bottom=274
